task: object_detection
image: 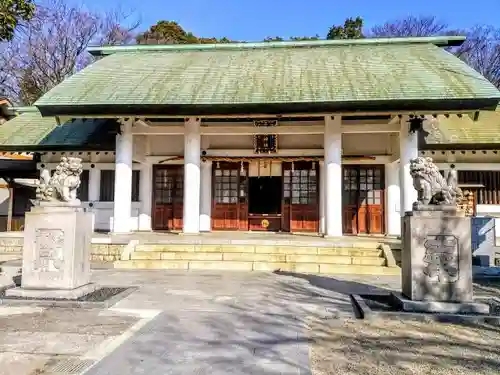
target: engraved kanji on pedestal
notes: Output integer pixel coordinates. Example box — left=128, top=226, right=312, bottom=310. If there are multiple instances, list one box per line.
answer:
left=33, top=229, right=65, bottom=278
left=422, top=235, right=459, bottom=283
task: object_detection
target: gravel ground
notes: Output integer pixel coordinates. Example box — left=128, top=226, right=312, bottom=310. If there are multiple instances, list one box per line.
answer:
left=0, top=307, right=138, bottom=375
left=309, top=317, right=500, bottom=375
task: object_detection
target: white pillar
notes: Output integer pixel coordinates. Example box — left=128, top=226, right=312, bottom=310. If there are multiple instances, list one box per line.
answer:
left=183, top=118, right=201, bottom=234
left=88, top=167, right=100, bottom=202
left=88, top=167, right=100, bottom=233
left=138, top=163, right=153, bottom=231
left=385, top=161, right=401, bottom=236
left=324, top=115, right=343, bottom=237
left=200, top=160, right=212, bottom=232
left=399, top=116, right=419, bottom=216
left=112, top=120, right=133, bottom=233
left=319, top=161, right=325, bottom=234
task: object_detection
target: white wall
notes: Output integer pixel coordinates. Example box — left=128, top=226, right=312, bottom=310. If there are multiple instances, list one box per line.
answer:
left=476, top=205, right=500, bottom=241
left=82, top=201, right=141, bottom=231
left=149, top=135, right=184, bottom=155
left=278, top=134, right=323, bottom=149
left=343, top=133, right=394, bottom=155
left=206, top=134, right=254, bottom=149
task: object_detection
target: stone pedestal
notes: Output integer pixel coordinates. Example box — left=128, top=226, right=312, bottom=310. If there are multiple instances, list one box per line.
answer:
left=395, top=206, right=491, bottom=314
left=6, top=204, right=96, bottom=299
left=401, top=207, right=473, bottom=303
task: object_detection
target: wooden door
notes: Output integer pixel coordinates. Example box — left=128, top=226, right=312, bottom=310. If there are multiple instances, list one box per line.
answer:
left=342, top=165, right=385, bottom=235
left=212, top=162, right=249, bottom=230
left=283, top=162, right=319, bottom=233
left=152, top=165, right=184, bottom=231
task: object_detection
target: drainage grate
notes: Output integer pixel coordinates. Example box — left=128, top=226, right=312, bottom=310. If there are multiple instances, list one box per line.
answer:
left=46, top=359, right=95, bottom=374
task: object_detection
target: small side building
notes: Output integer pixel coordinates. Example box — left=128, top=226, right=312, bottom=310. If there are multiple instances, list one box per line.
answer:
left=0, top=101, right=37, bottom=230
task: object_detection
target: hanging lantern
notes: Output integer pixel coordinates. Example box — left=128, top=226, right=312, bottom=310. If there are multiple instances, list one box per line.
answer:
left=216, top=161, right=220, bottom=169
left=291, top=161, right=295, bottom=173
left=240, top=161, right=244, bottom=174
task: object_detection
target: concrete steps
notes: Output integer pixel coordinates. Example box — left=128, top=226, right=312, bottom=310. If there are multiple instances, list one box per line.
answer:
left=115, top=243, right=400, bottom=276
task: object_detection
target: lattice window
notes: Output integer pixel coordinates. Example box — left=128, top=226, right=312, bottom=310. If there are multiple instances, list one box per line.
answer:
left=459, top=170, right=500, bottom=205
left=343, top=167, right=358, bottom=206
left=359, top=167, right=383, bottom=205
left=214, top=165, right=247, bottom=204
left=99, top=170, right=114, bottom=202
left=77, top=170, right=89, bottom=201
left=284, top=168, right=317, bottom=204
left=343, top=167, right=383, bottom=205
left=154, top=168, right=183, bottom=204
left=253, top=135, right=277, bottom=153
left=100, top=170, right=140, bottom=202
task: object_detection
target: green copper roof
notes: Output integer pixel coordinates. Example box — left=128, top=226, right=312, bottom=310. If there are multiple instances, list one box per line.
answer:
left=35, top=38, right=500, bottom=116
left=423, top=108, right=500, bottom=146
left=0, top=109, right=117, bottom=151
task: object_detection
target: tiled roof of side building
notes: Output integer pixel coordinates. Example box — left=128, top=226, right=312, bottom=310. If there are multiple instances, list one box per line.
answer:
left=0, top=108, right=117, bottom=151
left=422, top=106, right=500, bottom=147
left=35, top=36, right=500, bottom=116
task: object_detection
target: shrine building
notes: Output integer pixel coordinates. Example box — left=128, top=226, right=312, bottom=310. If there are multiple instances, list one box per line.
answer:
left=1, top=36, right=500, bottom=238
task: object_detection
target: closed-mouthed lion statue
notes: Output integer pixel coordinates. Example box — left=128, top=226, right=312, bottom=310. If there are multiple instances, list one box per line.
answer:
left=409, top=156, right=462, bottom=206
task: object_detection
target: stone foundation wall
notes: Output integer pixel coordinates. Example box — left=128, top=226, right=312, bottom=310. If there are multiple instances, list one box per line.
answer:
left=90, top=244, right=125, bottom=262
left=0, top=235, right=125, bottom=263
left=0, top=237, right=23, bottom=261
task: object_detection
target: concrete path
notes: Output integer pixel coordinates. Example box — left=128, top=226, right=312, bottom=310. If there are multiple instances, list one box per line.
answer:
left=2, top=270, right=498, bottom=374
left=83, top=270, right=398, bottom=375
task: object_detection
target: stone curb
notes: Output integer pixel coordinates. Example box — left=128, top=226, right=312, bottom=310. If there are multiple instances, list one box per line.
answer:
left=120, top=240, right=139, bottom=261
left=350, top=294, right=379, bottom=320
left=350, top=293, right=500, bottom=325
left=378, top=243, right=397, bottom=267
left=0, top=286, right=137, bottom=309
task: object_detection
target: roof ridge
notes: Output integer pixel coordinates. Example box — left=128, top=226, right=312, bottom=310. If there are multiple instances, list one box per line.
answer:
left=11, top=106, right=40, bottom=114
left=88, top=36, right=466, bottom=56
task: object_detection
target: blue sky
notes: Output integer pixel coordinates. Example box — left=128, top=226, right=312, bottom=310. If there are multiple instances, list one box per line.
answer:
left=80, top=0, right=499, bottom=41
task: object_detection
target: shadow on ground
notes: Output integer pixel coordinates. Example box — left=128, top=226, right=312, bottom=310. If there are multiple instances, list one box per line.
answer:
left=87, top=270, right=500, bottom=374
left=271, top=272, right=500, bottom=375
left=309, top=316, right=500, bottom=375
left=13, top=269, right=500, bottom=375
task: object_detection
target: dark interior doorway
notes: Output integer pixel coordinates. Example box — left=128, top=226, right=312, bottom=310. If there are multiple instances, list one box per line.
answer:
left=249, top=177, right=282, bottom=214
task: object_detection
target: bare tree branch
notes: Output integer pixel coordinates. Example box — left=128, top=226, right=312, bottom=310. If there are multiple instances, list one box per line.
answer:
left=370, top=16, right=500, bottom=88
left=455, top=26, right=500, bottom=88
left=0, top=0, right=139, bottom=104
left=370, top=15, right=449, bottom=37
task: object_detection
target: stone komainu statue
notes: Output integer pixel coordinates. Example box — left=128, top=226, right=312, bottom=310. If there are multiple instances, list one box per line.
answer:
left=409, top=156, right=462, bottom=206
left=36, top=157, right=83, bottom=205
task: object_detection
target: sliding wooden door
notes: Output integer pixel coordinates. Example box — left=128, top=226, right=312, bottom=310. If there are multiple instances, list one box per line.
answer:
left=282, top=162, right=319, bottom=233
left=152, top=165, right=183, bottom=231
left=211, top=162, right=249, bottom=230
left=342, top=165, right=385, bottom=235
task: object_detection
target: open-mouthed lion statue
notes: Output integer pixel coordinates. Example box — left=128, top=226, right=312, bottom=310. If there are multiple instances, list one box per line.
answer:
left=409, top=156, right=462, bottom=206
left=36, top=156, right=83, bottom=205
